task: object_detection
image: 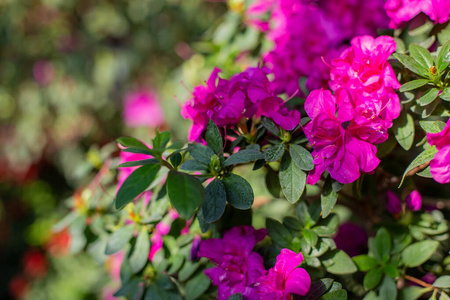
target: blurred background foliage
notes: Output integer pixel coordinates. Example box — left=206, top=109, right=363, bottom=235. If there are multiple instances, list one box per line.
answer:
left=0, top=0, right=250, bottom=298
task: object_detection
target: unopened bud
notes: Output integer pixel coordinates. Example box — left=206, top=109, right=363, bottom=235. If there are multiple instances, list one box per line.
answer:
left=430, top=66, right=437, bottom=75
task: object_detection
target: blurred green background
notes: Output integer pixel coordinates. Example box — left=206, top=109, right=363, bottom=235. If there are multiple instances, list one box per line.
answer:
left=0, top=0, right=231, bottom=299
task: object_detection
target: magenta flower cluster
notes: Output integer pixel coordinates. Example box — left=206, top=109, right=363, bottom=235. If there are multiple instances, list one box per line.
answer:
left=385, top=0, right=450, bottom=28
left=181, top=67, right=300, bottom=141
left=247, top=0, right=389, bottom=96
left=386, top=190, right=422, bottom=215
left=197, top=226, right=311, bottom=299
left=427, top=119, right=450, bottom=183
left=304, top=35, right=401, bottom=184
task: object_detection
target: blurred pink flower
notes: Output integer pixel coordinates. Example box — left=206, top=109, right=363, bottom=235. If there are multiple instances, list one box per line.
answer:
left=123, top=90, right=165, bottom=128
left=385, top=0, right=450, bottom=28
left=334, top=223, right=368, bottom=257
left=405, top=190, right=422, bottom=211
left=427, top=119, right=450, bottom=183
left=386, top=191, right=402, bottom=215
left=197, top=226, right=267, bottom=300
left=33, top=60, right=55, bottom=85
left=255, top=249, right=311, bottom=299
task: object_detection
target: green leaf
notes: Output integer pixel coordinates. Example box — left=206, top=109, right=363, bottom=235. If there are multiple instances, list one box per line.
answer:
left=420, top=120, right=447, bottom=133
left=117, top=159, right=159, bottom=168
left=383, top=263, right=399, bottom=278
left=399, top=145, right=437, bottom=186
left=188, top=144, right=215, bottom=165
left=170, top=153, right=182, bottom=168
left=223, top=149, right=264, bottom=166
left=261, top=115, right=281, bottom=136
left=373, top=228, right=391, bottom=264
left=117, top=137, right=153, bottom=155
left=266, top=218, right=292, bottom=248
left=393, top=112, right=415, bottom=150
left=436, top=40, right=450, bottom=73
left=153, top=131, right=171, bottom=150
left=441, top=292, right=450, bottom=300
left=205, top=120, right=223, bottom=155
left=322, top=290, right=348, bottom=300
left=114, top=278, right=141, bottom=297
left=222, top=173, right=254, bottom=210
left=297, top=201, right=316, bottom=228
left=420, top=88, right=440, bottom=106
left=264, top=144, right=285, bottom=162
left=202, top=178, right=227, bottom=223
left=105, top=225, right=134, bottom=255
left=129, top=228, right=150, bottom=273
left=440, top=88, right=450, bottom=101
left=279, top=153, right=306, bottom=204
left=324, top=250, right=358, bottom=275
left=302, top=278, right=334, bottom=300
left=303, top=228, right=318, bottom=247
left=402, top=240, right=439, bottom=267
left=416, top=166, right=433, bottom=178
left=394, top=53, right=428, bottom=76
left=312, top=226, right=335, bottom=237
left=265, top=166, right=281, bottom=198
left=409, top=44, right=434, bottom=69
left=197, top=208, right=211, bottom=234
left=321, top=176, right=339, bottom=218
left=398, top=286, right=428, bottom=300
left=185, top=272, right=211, bottom=300
left=364, top=267, right=383, bottom=290
left=289, top=144, right=314, bottom=171
left=115, top=163, right=161, bottom=209
left=399, top=79, right=430, bottom=92
left=167, top=171, right=205, bottom=219
left=179, top=159, right=209, bottom=171
left=353, top=255, right=380, bottom=271
left=379, top=276, right=397, bottom=300
left=283, top=216, right=303, bottom=231
left=433, top=275, right=450, bottom=288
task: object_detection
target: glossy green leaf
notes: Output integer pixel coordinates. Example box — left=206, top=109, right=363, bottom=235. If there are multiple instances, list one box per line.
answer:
left=409, top=44, right=433, bottom=69
left=364, top=267, right=383, bottom=290
left=353, top=255, right=379, bottom=271
left=279, top=153, right=306, bottom=204
left=324, top=250, right=357, bottom=275
left=394, top=53, right=428, bottom=76
left=373, top=228, right=391, bottom=263
left=188, top=143, right=215, bottom=165
left=115, top=163, right=161, bottom=209
left=400, top=145, right=437, bottom=186
left=179, top=159, right=209, bottom=171
left=436, top=40, right=450, bottom=73
left=261, top=115, right=281, bottom=136
left=266, top=218, right=292, bottom=248
left=393, top=112, right=415, bottom=150
left=129, top=228, right=150, bottom=273
left=433, top=275, right=450, bottom=288
left=322, top=290, right=348, bottom=300
left=105, top=225, right=134, bottom=255
left=399, top=79, right=430, bottom=92
left=223, top=148, right=264, bottom=166
left=440, top=88, right=450, bottom=101
left=402, top=240, right=439, bottom=267
left=222, top=173, right=254, bottom=210
left=117, top=137, right=153, bottom=155
left=419, top=120, right=446, bottom=133
left=167, top=171, right=205, bottom=219
left=264, top=144, right=285, bottom=162
left=398, top=286, right=428, bottom=300
left=117, top=159, right=159, bottom=168
left=302, top=228, right=318, bottom=247
left=265, top=166, right=281, bottom=198
left=379, top=276, right=397, bottom=300
left=205, top=120, right=223, bottom=155
left=202, top=178, right=226, bottom=223
left=419, top=88, right=440, bottom=106
left=289, top=144, right=314, bottom=171
left=185, top=272, right=211, bottom=300
left=321, top=176, right=339, bottom=218
left=384, top=263, right=399, bottom=278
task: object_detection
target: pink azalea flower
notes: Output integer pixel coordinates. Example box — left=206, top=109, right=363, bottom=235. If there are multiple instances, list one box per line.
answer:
left=122, top=90, right=165, bottom=128
left=384, top=0, right=450, bottom=29
left=255, top=249, right=311, bottom=299
left=197, top=226, right=267, bottom=300
left=304, top=89, right=380, bottom=184
left=33, top=60, right=55, bottom=85
left=334, top=223, right=368, bottom=257
left=427, top=119, right=450, bottom=183
left=181, top=67, right=300, bottom=141
left=329, top=35, right=401, bottom=130
left=405, top=190, right=422, bottom=211
left=386, top=191, right=402, bottom=215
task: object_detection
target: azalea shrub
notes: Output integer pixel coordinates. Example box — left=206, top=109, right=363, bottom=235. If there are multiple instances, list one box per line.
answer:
left=55, top=0, right=450, bottom=300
